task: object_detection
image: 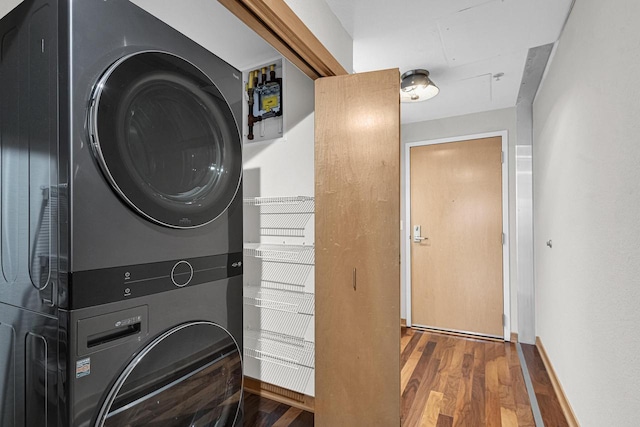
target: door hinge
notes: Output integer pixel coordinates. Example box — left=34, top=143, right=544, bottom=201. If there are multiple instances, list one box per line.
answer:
left=502, top=232, right=505, bottom=245
left=501, top=151, right=505, bottom=164
left=503, top=314, right=507, bottom=327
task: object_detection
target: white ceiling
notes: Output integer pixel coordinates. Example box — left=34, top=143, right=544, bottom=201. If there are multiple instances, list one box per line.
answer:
left=324, top=0, right=574, bottom=123
left=2, top=0, right=575, bottom=125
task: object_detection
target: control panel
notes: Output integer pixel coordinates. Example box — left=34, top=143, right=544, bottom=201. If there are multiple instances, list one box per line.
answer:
left=69, top=252, right=243, bottom=309
left=171, top=261, right=194, bottom=287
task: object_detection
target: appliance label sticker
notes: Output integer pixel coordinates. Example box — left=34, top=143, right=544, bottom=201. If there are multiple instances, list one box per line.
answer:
left=76, top=358, right=91, bottom=378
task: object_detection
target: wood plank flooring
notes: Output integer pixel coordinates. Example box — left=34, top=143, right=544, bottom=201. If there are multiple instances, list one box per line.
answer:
left=520, top=344, right=569, bottom=427
left=243, top=392, right=314, bottom=427
left=243, top=329, right=569, bottom=427
left=401, top=328, right=536, bottom=427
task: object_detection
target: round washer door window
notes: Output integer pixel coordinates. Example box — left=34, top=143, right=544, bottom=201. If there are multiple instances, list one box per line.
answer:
left=95, top=322, right=242, bottom=427
left=89, top=51, right=242, bottom=228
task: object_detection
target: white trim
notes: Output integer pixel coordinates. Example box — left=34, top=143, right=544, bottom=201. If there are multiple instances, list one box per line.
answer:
left=403, top=131, right=511, bottom=341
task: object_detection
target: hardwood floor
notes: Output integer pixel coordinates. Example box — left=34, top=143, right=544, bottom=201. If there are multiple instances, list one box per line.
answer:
left=401, top=328, right=566, bottom=427
left=520, top=344, right=569, bottom=427
left=242, top=329, right=569, bottom=427
left=243, top=392, right=314, bottom=426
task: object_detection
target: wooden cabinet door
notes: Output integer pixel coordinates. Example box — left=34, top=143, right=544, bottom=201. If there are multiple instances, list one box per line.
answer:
left=315, top=69, right=400, bottom=427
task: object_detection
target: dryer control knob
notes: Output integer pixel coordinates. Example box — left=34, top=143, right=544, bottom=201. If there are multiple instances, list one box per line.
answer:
left=171, top=261, right=193, bottom=287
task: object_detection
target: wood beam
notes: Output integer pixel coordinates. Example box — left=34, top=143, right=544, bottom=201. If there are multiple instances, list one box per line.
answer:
left=218, top=0, right=348, bottom=80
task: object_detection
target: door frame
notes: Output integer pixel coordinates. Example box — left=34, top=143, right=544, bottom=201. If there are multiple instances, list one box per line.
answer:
left=404, top=130, right=510, bottom=340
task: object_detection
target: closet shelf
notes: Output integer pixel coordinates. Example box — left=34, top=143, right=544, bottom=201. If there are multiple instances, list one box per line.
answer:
left=244, top=243, right=315, bottom=265
left=244, top=196, right=314, bottom=237
left=244, top=259, right=313, bottom=292
left=244, top=330, right=314, bottom=368
left=244, top=286, right=314, bottom=315
left=244, top=330, right=315, bottom=394
left=244, top=303, right=313, bottom=339
left=244, top=196, right=314, bottom=209
left=242, top=195, right=316, bottom=395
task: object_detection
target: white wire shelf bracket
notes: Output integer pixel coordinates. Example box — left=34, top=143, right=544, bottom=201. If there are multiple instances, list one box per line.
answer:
left=244, top=330, right=314, bottom=368
left=244, top=286, right=314, bottom=315
left=243, top=196, right=314, bottom=212
left=244, top=196, right=314, bottom=237
left=258, top=213, right=313, bottom=237
left=245, top=259, right=314, bottom=291
left=243, top=258, right=313, bottom=292
left=244, top=304, right=313, bottom=339
left=244, top=330, right=315, bottom=394
left=244, top=356, right=313, bottom=396
left=243, top=243, right=315, bottom=265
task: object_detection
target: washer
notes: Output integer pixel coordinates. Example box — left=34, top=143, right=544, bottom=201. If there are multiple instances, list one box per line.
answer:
left=69, top=0, right=244, bottom=277
left=0, top=0, right=244, bottom=425
left=0, top=276, right=243, bottom=427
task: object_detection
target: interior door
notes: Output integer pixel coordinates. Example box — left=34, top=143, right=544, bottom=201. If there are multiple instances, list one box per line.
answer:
left=410, top=136, right=504, bottom=337
left=315, top=69, right=400, bottom=426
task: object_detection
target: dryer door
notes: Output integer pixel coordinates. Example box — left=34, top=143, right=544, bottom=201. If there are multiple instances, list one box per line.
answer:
left=89, top=51, right=242, bottom=228
left=95, top=322, right=242, bottom=427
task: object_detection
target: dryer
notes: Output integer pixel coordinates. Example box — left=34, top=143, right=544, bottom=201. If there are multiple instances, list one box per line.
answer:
left=0, top=0, right=244, bottom=425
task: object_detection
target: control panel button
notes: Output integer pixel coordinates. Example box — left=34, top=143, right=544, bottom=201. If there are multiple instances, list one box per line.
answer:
left=171, top=261, right=193, bottom=287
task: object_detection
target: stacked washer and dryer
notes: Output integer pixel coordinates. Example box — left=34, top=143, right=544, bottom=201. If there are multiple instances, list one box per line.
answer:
left=0, top=0, right=244, bottom=426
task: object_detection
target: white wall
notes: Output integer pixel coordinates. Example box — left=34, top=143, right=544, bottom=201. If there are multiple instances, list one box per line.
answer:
left=283, top=0, right=353, bottom=73
left=131, top=0, right=277, bottom=70
left=532, top=0, right=640, bottom=425
left=243, top=59, right=315, bottom=199
left=0, top=0, right=21, bottom=19
left=401, top=107, right=518, bottom=332
left=2, top=0, right=278, bottom=71
left=242, top=58, right=316, bottom=396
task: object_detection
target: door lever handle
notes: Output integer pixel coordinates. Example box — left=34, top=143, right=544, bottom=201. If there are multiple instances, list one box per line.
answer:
left=413, top=225, right=428, bottom=243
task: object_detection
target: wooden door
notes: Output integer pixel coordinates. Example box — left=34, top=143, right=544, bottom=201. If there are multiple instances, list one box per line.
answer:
left=410, top=137, right=504, bottom=337
left=315, top=69, right=400, bottom=426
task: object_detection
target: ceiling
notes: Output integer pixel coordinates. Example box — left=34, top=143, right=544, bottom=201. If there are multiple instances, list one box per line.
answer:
left=2, top=0, right=575, bottom=125
left=324, top=0, right=574, bottom=123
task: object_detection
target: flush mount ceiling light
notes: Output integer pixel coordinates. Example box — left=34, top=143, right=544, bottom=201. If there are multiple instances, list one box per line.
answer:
left=400, top=69, right=439, bottom=102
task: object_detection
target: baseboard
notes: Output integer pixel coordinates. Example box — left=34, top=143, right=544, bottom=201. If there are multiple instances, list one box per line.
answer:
left=401, top=318, right=407, bottom=328
left=510, top=332, right=518, bottom=343
left=244, top=376, right=315, bottom=413
left=535, top=337, right=579, bottom=426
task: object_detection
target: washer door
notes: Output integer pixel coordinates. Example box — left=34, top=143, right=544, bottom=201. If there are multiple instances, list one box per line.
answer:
left=95, top=322, right=242, bottom=427
left=89, top=51, right=242, bottom=228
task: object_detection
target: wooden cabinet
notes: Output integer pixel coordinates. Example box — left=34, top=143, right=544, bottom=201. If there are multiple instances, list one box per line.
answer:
left=315, top=69, right=401, bottom=426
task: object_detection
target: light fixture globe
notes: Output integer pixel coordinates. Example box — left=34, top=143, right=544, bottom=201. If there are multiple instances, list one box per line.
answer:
left=400, top=69, right=439, bottom=102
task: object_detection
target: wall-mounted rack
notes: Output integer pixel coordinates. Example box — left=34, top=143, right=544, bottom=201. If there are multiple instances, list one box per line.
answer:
left=244, top=196, right=314, bottom=237
left=243, top=243, right=315, bottom=265
left=244, top=302, right=312, bottom=340
left=244, top=196, right=314, bottom=208
left=244, top=330, right=314, bottom=395
left=244, top=286, right=314, bottom=315
left=243, top=193, right=315, bottom=396
left=247, top=260, right=313, bottom=293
